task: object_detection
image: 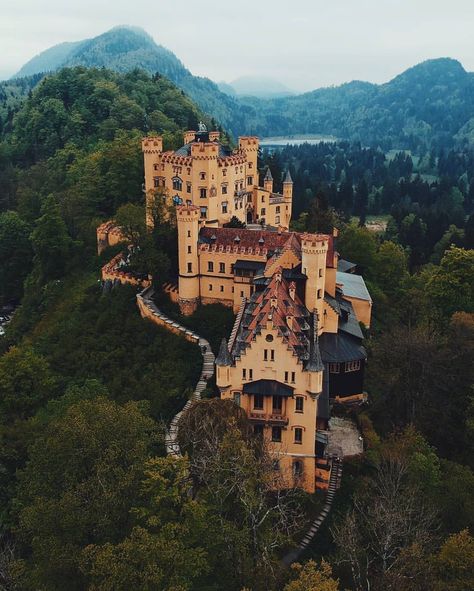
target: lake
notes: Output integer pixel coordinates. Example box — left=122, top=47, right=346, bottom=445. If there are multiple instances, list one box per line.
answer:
left=260, top=134, right=338, bottom=148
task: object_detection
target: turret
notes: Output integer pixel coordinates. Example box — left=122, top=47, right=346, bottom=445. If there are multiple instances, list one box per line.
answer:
left=142, top=136, right=164, bottom=228
left=177, top=205, right=200, bottom=315
left=306, top=311, right=324, bottom=395
left=216, top=338, right=232, bottom=389
left=283, top=170, right=293, bottom=200
left=264, top=167, right=274, bottom=192
left=301, top=233, right=329, bottom=321
left=238, top=136, right=259, bottom=178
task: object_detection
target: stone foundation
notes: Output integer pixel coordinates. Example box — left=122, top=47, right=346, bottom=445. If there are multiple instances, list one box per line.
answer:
left=178, top=297, right=200, bottom=316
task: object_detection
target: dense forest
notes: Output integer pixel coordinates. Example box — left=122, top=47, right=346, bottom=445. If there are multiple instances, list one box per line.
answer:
left=4, top=26, right=474, bottom=151
left=0, top=64, right=473, bottom=591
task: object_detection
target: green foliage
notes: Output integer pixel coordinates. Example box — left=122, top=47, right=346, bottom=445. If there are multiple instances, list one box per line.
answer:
left=0, top=346, right=56, bottom=423
left=81, top=457, right=210, bottom=591
left=337, top=224, right=377, bottom=275
left=15, top=394, right=158, bottom=590
left=30, top=195, right=74, bottom=283
left=0, top=210, right=33, bottom=304
left=427, top=246, right=474, bottom=318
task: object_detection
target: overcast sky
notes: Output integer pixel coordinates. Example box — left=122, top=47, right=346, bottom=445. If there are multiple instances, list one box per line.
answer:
left=1, top=0, right=473, bottom=91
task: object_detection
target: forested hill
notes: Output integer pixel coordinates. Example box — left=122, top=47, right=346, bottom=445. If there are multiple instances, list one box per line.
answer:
left=9, top=26, right=246, bottom=131
left=9, top=27, right=474, bottom=150
left=240, top=58, right=474, bottom=151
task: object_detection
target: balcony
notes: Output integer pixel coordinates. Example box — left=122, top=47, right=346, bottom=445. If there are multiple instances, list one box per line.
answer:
left=248, top=412, right=289, bottom=425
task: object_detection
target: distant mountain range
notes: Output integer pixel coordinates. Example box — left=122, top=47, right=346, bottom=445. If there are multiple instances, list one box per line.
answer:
left=4, top=26, right=474, bottom=150
left=218, top=76, right=294, bottom=99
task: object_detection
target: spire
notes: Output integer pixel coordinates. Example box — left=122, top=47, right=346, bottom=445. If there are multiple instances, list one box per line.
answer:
left=216, top=338, right=232, bottom=366
left=284, top=170, right=293, bottom=184
left=264, top=167, right=273, bottom=181
left=306, top=311, right=324, bottom=372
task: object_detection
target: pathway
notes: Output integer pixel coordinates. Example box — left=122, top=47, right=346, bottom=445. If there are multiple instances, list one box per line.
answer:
left=282, top=457, right=343, bottom=566
left=136, top=287, right=215, bottom=456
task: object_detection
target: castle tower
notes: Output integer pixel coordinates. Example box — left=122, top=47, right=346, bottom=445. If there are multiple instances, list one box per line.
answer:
left=238, top=136, right=259, bottom=182
left=177, top=205, right=201, bottom=315
left=301, top=233, right=329, bottom=322
left=263, top=167, right=274, bottom=192
left=283, top=170, right=293, bottom=226
left=142, top=136, right=163, bottom=228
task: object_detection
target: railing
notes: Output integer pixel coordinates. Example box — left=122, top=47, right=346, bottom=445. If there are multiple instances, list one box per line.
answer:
left=248, top=411, right=288, bottom=425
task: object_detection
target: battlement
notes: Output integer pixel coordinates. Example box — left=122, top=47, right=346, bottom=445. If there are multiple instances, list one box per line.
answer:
left=238, top=136, right=259, bottom=149
left=141, top=136, right=163, bottom=153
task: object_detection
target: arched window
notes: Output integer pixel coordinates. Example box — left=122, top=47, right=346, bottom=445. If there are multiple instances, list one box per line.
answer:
left=172, top=176, right=183, bottom=191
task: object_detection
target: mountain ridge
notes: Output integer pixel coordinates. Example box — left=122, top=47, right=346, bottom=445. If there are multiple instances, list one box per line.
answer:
left=5, top=27, right=474, bottom=149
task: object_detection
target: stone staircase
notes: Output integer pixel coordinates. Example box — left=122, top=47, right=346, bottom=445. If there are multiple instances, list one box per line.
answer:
left=282, top=457, right=343, bottom=566
left=137, top=287, right=215, bottom=457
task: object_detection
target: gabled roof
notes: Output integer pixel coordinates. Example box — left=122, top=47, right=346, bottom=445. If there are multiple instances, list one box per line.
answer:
left=231, top=270, right=311, bottom=363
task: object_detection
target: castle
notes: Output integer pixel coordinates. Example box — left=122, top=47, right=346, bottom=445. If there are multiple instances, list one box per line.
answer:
left=99, top=127, right=372, bottom=493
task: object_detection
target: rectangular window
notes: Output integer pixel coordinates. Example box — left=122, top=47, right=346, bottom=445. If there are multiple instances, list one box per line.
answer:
left=153, top=177, right=160, bottom=188
left=242, top=368, right=246, bottom=380
left=187, top=246, right=192, bottom=254
left=230, top=264, right=235, bottom=274
left=275, top=216, right=280, bottom=224
left=200, top=172, right=206, bottom=180
left=276, top=206, right=280, bottom=214
left=249, top=369, right=253, bottom=380
left=222, top=185, right=228, bottom=195
left=270, top=349, right=275, bottom=361
left=272, top=426, right=282, bottom=442
left=254, top=424, right=264, bottom=437
left=208, top=261, right=214, bottom=272
left=187, top=230, right=191, bottom=238
left=187, top=263, right=192, bottom=273
left=317, top=289, right=322, bottom=299
left=294, top=428, right=303, bottom=444
left=222, top=202, right=228, bottom=214
left=220, top=285, right=224, bottom=292
left=291, top=372, right=295, bottom=383
left=200, top=188, right=207, bottom=199
left=254, top=394, right=264, bottom=410
left=209, top=284, right=213, bottom=292
left=319, top=268, right=323, bottom=277
left=261, top=208, right=266, bottom=216
left=295, top=397, right=304, bottom=412
left=223, top=169, right=227, bottom=176
left=240, top=291, right=244, bottom=297
left=264, top=349, right=268, bottom=361
left=272, top=396, right=282, bottom=412
left=187, top=182, right=192, bottom=193
left=329, top=362, right=340, bottom=373
left=345, top=360, right=361, bottom=372
left=247, top=176, right=253, bottom=185
left=200, top=207, right=207, bottom=218
left=219, top=262, right=225, bottom=274
left=284, top=371, right=289, bottom=383
left=234, top=392, right=241, bottom=405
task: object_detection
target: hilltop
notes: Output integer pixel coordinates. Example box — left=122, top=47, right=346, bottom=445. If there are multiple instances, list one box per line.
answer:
left=4, top=26, right=474, bottom=149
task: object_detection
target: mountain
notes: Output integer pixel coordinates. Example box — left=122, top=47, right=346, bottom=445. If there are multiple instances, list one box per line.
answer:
left=222, top=76, right=294, bottom=98
left=238, top=58, right=474, bottom=150
left=7, top=28, right=474, bottom=149
left=14, top=40, right=83, bottom=78
left=11, top=26, right=245, bottom=132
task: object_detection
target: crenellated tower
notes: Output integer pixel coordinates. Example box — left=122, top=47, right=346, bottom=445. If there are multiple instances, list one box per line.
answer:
left=142, top=136, right=164, bottom=228
left=301, top=233, right=329, bottom=323
left=177, top=205, right=201, bottom=315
